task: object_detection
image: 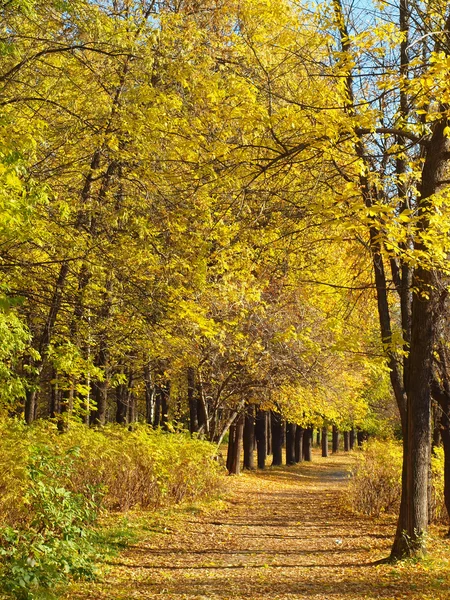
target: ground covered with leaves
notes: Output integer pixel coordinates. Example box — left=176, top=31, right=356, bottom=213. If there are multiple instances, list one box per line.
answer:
left=67, top=452, right=450, bottom=600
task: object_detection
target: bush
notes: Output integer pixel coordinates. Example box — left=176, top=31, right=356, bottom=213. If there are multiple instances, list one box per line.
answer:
left=346, top=439, right=403, bottom=517
left=62, top=424, right=227, bottom=511
left=431, top=445, right=447, bottom=523
left=0, top=420, right=227, bottom=598
left=0, top=421, right=226, bottom=523
left=346, top=439, right=446, bottom=521
left=0, top=445, right=99, bottom=600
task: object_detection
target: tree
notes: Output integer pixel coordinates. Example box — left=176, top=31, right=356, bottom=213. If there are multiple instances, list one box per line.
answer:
left=329, top=0, right=450, bottom=557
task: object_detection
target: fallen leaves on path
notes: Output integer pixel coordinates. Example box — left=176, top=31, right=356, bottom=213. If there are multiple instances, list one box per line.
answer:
left=68, top=452, right=450, bottom=600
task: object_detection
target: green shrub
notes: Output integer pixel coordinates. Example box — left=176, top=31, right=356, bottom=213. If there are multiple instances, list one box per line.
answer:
left=0, top=445, right=99, bottom=600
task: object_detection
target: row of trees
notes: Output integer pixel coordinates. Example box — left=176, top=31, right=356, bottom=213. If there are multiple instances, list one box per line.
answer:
left=1, top=0, right=450, bottom=558
left=226, top=412, right=363, bottom=475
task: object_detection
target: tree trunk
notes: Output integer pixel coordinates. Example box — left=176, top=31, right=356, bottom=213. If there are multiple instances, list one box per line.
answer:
left=322, top=427, right=328, bottom=458
left=344, top=430, right=350, bottom=452
left=25, top=389, right=37, bottom=425
left=91, top=278, right=111, bottom=426
left=316, top=429, right=321, bottom=447
left=228, top=413, right=244, bottom=475
left=285, top=422, right=296, bottom=465
left=116, top=381, right=127, bottom=424
left=243, top=405, right=255, bottom=470
left=144, top=363, right=154, bottom=425
left=432, top=403, right=441, bottom=450
left=267, top=411, right=272, bottom=456
left=349, top=428, right=355, bottom=450
left=49, top=372, right=60, bottom=419
left=332, top=425, right=339, bottom=453
left=226, top=421, right=236, bottom=473
left=160, top=381, right=170, bottom=430
left=393, top=109, right=450, bottom=555
left=153, top=386, right=161, bottom=427
left=295, top=426, right=304, bottom=463
left=197, top=379, right=208, bottom=433
left=332, top=0, right=411, bottom=561
left=92, top=378, right=108, bottom=426
left=357, top=429, right=365, bottom=447
left=303, top=427, right=313, bottom=461
left=187, top=366, right=198, bottom=434
left=271, top=411, right=283, bottom=466
left=128, top=391, right=136, bottom=425
left=407, top=279, right=434, bottom=551
left=255, top=409, right=267, bottom=469
left=57, top=385, right=74, bottom=433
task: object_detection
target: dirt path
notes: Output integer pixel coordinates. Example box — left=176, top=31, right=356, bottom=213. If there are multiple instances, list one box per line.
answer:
left=69, top=452, right=449, bottom=600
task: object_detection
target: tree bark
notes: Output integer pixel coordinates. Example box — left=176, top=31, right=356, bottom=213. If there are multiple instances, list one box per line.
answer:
left=322, top=426, right=328, bottom=458
left=197, top=379, right=208, bottom=433
left=144, top=362, right=154, bottom=425
left=91, top=277, right=112, bottom=426
left=295, top=426, right=304, bottom=463
left=349, top=428, right=355, bottom=450
left=357, top=429, right=365, bottom=447
left=271, top=411, right=283, bottom=466
left=285, top=422, right=296, bottom=465
left=344, top=430, right=350, bottom=452
left=49, top=370, right=60, bottom=419
left=24, top=261, right=70, bottom=424
left=405, top=281, right=433, bottom=554
left=226, top=421, right=236, bottom=473
left=57, top=384, right=74, bottom=433
left=332, top=425, right=339, bottom=453
left=160, top=381, right=170, bottom=430
left=432, top=403, right=441, bottom=450
left=92, top=377, right=108, bottom=426
left=187, top=366, right=198, bottom=434
left=255, top=409, right=267, bottom=469
left=333, top=0, right=411, bottom=560
left=116, top=381, right=127, bottom=424
left=303, top=427, right=313, bottom=462
left=24, top=389, right=38, bottom=425
left=153, top=385, right=161, bottom=427
left=390, top=114, right=450, bottom=557
left=128, top=390, right=136, bottom=425
left=228, top=413, right=244, bottom=475
left=243, top=405, right=255, bottom=470
left=266, top=411, right=272, bottom=456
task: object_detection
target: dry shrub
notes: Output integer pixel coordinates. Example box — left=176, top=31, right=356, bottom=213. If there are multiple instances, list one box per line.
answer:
left=346, top=439, right=446, bottom=521
left=431, top=446, right=447, bottom=523
left=0, top=419, right=227, bottom=526
left=66, top=426, right=227, bottom=511
left=346, top=439, right=402, bottom=517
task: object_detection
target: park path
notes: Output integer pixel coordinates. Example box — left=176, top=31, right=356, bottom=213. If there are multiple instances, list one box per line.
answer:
left=68, top=452, right=446, bottom=600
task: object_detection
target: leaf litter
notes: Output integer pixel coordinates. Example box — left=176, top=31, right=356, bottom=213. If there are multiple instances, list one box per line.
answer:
left=66, top=452, right=450, bottom=600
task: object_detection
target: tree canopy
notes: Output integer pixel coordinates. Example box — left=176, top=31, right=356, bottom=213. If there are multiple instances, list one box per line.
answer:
left=2, top=0, right=450, bottom=559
